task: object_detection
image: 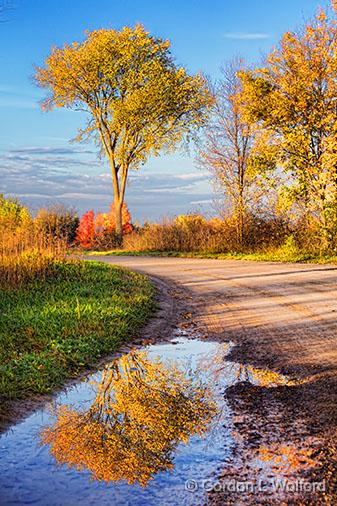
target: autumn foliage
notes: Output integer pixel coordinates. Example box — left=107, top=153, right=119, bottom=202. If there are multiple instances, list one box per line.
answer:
left=237, top=5, right=337, bottom=249
left=75, top=210, right=95, bottom=249
left=0, top=195, right=67, bottom=289
left=76, top=203, right=133, bottom=249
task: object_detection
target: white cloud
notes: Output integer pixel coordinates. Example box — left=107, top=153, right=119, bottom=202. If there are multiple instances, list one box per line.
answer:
left=1, top=146, right=213, bottom=220
left=9, top=147, right=95, bottom=155
left=223, top=32, right=269, bottom=40
left=190, top=199, right=213, bottom=204
left=174, top=172, right=208, bottom=180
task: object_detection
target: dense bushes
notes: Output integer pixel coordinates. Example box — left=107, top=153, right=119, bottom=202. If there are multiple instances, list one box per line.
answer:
left=0, top=194, right=31, bottom=227
left=122, top=213, right=293, bottom=254
left=35, top=205, right=79, bottom=245
left=76, top=210, right=95, bottom=249
left=1, top=194, right=333, bottom=260
left=0, top=195, right=135, bottom=262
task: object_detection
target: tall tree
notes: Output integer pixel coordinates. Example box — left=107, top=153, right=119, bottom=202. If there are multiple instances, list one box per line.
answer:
left=198, top=59, right=263, bottom=247
left=239, top=4, right=337, bottom=248
left=35, top=25, right=212, bottom=241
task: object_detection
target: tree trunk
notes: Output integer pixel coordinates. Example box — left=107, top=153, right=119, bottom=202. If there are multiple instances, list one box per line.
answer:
left=319, top=194, right=330, bottom=254
left=237, top=188, right=244, bottom=249
left=108, top=155, right=124, bottom=247
left=238, top=208, right=244, bottom=248
left=115, top=201, right=123, bottom=246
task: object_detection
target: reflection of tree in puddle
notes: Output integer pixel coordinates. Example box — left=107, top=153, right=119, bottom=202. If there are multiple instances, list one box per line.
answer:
left=258, top=444, right=318, bottom=474
left=41, top=351, right=217, bottom=486
left=234, top=364, right=303, bottom=387
left=207, top=346, right=304, bottom=387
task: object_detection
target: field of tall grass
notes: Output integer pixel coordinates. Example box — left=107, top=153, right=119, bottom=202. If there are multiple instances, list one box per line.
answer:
left=123, top=214, right=293, bottom=253
left=0, top=225, right=67, bottom=289
left=0, top=196, right=72, bottom=289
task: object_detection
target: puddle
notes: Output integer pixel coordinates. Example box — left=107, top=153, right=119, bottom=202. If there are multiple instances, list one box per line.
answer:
left=0, top=335, right=300, bottom=506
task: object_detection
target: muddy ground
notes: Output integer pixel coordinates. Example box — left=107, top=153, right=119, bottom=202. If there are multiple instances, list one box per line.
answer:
left=89, top=256, right=337, bottom=505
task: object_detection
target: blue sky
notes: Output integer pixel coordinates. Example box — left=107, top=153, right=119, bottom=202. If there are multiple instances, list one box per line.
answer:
left=0, top=0, right=323, bottom=221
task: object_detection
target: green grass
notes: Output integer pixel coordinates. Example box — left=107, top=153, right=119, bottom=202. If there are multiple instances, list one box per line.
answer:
left=86, top=249, right=337, bottom=264
left=0, top=260, right=155, bottom=404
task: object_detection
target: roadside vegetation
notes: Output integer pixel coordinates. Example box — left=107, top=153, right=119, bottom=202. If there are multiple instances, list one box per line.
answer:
left=86, top=214, right=337, bottom=264
left=88, top=248, right=337, bottom=265
left=0, top=195, right=154, bottom=420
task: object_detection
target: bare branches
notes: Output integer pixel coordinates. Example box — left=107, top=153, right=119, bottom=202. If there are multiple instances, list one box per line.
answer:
left=197, top=59, right=262, bottom=244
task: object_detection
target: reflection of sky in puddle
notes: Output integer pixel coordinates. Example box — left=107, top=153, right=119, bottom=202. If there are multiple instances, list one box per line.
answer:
left=0, top=336, right=303, bottom=505
left=0, top=337, right=231, bottom=506
left=198, top=340, right=302, bottom=388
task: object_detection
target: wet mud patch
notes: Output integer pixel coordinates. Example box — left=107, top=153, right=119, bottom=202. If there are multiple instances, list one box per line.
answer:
left=207, top=379, right=337, bottom=505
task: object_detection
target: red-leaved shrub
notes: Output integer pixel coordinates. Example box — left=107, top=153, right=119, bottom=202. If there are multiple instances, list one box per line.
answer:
left=76, top=203, right=133, bottom=249
left=76, top=210, right=95, bottom=248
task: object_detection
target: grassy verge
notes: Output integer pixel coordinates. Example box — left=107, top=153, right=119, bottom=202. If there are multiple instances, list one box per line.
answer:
left=85, top=249, right=337, bottom=264
left=0, top=260, right=155, bottom=405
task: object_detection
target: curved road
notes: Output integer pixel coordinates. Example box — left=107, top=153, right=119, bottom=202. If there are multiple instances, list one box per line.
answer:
left=90, top=256, right=337, bottom=379
left=89, top=255, right=337, bottom=502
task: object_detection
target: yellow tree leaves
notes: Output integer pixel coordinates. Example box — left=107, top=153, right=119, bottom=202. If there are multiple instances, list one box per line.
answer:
left=41, top=350, right=216, bottom=486
left=239, top=6, right=337, bottom=244
left=35, top=25, right=212, bottom=239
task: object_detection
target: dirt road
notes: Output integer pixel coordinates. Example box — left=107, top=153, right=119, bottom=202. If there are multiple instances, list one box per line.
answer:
left=91, top=256, right=337, bottom=377
left=90, top=256, right=337, bottom=504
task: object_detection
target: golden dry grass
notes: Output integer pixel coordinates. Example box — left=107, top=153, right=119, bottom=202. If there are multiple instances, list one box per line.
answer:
left=0, top=221, right=66, bottom=289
